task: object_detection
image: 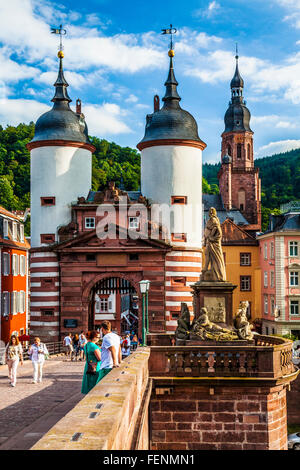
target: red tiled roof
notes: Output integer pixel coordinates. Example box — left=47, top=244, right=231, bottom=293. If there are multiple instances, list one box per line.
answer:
left=221, top=218, right=257, bottom=244
left=0, top=235, right=30, bottom=250
left=0, top=206, right=21, bottom=221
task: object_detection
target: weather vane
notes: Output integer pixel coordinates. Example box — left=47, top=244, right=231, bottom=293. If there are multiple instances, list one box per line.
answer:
left=51, top=24, right=67, bottom=54
left=161, top=24, right=177, bottom=51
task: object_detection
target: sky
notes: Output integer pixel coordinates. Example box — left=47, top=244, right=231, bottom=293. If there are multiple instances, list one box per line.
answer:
left=2, top=0, right=300, bottom=162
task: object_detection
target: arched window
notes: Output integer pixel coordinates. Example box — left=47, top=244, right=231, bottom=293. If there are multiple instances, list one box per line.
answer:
left=247, top=143, right=251, bottom=160
left=238, top=189, right=246, bottom=212
left=227, top=145, right=231, bottom=156
left=237, top=143, right=242, bottom=159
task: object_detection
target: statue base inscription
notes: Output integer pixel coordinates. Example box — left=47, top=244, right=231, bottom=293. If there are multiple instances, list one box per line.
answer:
left=191, top=280, right=237, bottom=327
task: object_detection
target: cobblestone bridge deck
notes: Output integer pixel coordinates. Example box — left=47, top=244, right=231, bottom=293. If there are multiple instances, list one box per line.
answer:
left=0, top=357, right=85, bottom=450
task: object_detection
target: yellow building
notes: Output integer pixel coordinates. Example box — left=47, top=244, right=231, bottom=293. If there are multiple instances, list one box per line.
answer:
left=221, top=219, right=261, bottom=324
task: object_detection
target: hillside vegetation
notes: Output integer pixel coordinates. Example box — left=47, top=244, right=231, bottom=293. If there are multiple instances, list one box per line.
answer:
left=0, top=123, right=298, bottom=233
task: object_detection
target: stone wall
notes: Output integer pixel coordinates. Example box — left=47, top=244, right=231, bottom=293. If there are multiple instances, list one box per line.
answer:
left=150, top=383, right=288, bottom=450
left=287, top=372, right=300, bottom=425
left=31, top=348, right=150, bottom=450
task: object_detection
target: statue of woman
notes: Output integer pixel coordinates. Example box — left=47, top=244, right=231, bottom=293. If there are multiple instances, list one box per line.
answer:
left=202, top=207, right=226, bottom=282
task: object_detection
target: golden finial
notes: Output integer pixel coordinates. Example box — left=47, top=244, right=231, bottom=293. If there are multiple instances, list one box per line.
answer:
left=168, top=49, right=175, bottom=57
left=51, top=25, right=67, bottom=59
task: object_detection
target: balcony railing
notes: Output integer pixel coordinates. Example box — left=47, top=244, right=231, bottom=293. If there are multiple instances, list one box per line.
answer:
left=149, top=335, right=296, bottom=380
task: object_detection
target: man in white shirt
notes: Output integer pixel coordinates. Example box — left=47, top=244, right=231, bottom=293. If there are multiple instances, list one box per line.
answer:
left=63, top=333, right=73, bottom=361
left=99, top=321, right=121, bottom=381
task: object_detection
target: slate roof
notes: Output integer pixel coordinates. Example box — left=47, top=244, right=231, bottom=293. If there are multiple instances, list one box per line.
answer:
left=202, top=194, right=249, bottom=226
left=31, top=57, right=90, bottom=145
left=137, top=56, right=203, bottom=147
left=266, top=213, right=300, bottom=233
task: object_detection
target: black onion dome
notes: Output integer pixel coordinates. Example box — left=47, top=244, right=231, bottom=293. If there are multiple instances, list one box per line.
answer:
left=137, top=55, right=203, bottom=148
left=230, top=62, right=244, bottom=89
left=31, top=56, right=90, bottom=144
left=224, top=54, right=252, bottom=133
left=224, top=102, right=252, bottom=133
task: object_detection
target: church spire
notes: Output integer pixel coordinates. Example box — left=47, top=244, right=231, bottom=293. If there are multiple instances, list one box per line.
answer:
left=161, top=24, right=181, bottom=108
left=162, top=50, right=181, bottom=107
left=230, top=44, right=244, bottom=103
left=51, top=51, right=72, bottom=103
left=50, top=25, right=71, bottom=103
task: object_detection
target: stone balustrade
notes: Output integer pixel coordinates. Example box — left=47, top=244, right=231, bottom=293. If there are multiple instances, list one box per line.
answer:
left=149, top=335, right=296, bottom=380
left=31, top=348, right=150, bottom=450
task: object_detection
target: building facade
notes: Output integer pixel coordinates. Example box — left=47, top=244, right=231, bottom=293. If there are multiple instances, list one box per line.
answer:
left=27, top=47, right=205, bottom=341
left=258, top=202, right=300, bottom=338
left=0, top=206, right=30, bottom=343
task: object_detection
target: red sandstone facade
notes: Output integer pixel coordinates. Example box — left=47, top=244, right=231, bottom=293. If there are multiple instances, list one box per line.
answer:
left=219, top=130, right=261, bottom=232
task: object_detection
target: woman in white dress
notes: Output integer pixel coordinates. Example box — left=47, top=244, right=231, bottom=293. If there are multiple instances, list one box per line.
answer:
left=28, top=337, right=49, bottom=384
left=5, top=334, right=23, bottom=387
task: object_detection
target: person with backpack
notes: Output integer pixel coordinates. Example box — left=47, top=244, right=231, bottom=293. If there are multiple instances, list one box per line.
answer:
left=81, top=330, right=102, bottom=394
left=28, top=337, right=49, bottom=384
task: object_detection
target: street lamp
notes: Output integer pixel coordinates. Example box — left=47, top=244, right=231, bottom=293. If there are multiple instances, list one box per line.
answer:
left=139, top=280, right=151, bottom=346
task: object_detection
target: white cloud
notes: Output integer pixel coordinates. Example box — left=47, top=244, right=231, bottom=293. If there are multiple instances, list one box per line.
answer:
left=0, top=98, right=49, bottom=126
left=194, top=1, right=221, bottom=19
left=0, top=1, right=164, bottom=74
left=125, top=94, right=138, bottom=103
left=251, top=114, right=297, bottom=129
left=276, top=0, right=300, bottom=27
left=257, top=139, right=300, bottom=157
left=83, top=102, right=131, bottom=137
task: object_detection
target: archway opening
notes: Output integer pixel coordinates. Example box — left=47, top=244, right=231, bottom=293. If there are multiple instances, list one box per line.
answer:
left=88, top=276, right=139, bottom=336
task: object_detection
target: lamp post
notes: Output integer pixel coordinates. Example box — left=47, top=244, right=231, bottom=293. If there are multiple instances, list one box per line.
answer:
left=139, top=280, right=151, bottom=346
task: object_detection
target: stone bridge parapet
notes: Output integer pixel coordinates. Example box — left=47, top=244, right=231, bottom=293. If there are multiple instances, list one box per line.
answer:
left=31, top=348, right=150, bottom=450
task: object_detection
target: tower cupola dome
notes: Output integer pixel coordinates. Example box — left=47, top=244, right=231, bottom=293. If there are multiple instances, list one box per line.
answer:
left=223, top=51, right=252, bottom=134
left=137, top=51, right=205, bottom=150
left=30, top=53, right=91, bottom=145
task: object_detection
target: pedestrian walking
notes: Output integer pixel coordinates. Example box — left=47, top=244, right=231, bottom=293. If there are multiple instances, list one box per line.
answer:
left=72, top=334, right=80, bottom=361
left=81, top=330, right=102, bottom=394
left=99, top=321, right=121, bottom=381
left=79, top=331, right=87, bottom=361
left=121, top=334, right=131, bottom=359
left=28, top=337, right=49, bottom=384
left=5, top=334, right=23, bottom=387
left=131, top=333, right=138, bottom=350
left=63, top=332, right=73, bottom=360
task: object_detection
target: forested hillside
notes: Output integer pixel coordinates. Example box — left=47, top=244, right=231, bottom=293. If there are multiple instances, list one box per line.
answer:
left=0, top=123, right=218, bottom=211
left=203, top=150, right=300, bottom=209
left=0, top=123, right=298, bottom=232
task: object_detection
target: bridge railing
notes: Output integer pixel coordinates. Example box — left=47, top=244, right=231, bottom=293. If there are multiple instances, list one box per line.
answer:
left=149, top=335, right=295, bottom=380
left=0, top=341, right=64, bottom=364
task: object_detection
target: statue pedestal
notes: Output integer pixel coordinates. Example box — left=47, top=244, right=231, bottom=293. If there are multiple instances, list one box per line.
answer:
left=191, top=280, right=237, bottom=327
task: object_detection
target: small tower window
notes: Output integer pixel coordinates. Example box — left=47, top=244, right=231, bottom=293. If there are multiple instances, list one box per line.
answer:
left=227, top=145, right=231, bottom=156
left=41, top=234, right=55, bottom=244
left=237, top=143, right=242, bottom=158
left=41, top=197, right=56, bottom=206
left=171, top=196, right=187, bottom=205
left=247, top=144, right=251, bottom=160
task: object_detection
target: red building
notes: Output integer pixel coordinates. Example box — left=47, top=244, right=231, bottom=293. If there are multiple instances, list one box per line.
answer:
left=0, top=206, right=30, bottom=344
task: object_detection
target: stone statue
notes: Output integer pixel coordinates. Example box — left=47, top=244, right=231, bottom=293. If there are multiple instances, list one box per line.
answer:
left=234, top=301, right=254, bottom=340
left=201, top=207, right=226, bottom=282
left=175, top=303, right=191, bottom=341
left=191, top=307, right=238, bottom=341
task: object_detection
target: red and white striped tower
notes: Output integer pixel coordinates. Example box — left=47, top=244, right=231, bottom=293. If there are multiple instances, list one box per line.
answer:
left=137, top=48, right=206, bottom=332
left=27, top=49, right=95, bottom=341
